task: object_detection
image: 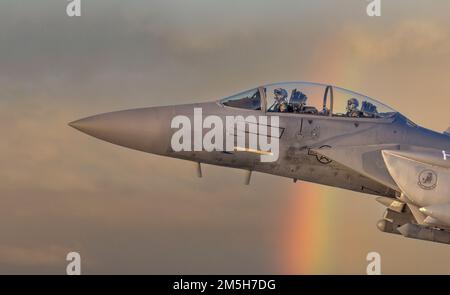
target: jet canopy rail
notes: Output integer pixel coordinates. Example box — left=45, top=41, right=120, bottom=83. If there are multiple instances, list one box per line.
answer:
left=220, top=82, right=398, bottom=119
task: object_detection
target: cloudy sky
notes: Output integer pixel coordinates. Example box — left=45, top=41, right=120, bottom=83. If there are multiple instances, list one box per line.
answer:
left=1, top=0, right=450, bottom=274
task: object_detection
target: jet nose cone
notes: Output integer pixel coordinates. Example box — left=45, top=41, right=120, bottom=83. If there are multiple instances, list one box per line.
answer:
left=68, top=112, right=119, bottom=139
left=68, top=118, right=94, bottom=133
left=69, top=107, right=171, bottom=155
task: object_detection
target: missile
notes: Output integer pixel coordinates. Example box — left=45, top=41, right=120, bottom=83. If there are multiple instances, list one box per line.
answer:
left=397, top=223, right=450, bottom=244
left=376, top=219, right=401, bottom=235
left=376, top=207, right=414, bottom=235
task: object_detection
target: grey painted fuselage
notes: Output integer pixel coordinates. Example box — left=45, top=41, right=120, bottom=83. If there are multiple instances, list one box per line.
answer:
left=69, top=101, right=450, bottom=198
left=69, top=82, right=450, bottom=244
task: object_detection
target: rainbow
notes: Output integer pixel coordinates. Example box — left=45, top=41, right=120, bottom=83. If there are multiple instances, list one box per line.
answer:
left=277, top=182, right=337, bottom=274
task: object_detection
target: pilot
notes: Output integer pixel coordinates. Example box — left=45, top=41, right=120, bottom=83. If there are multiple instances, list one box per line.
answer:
left=289, top=90, right=319, bottom=114
left=289, top=89, right=307, bottom=113
left=273, top=88, right=288, bottom=112
left=346, top=98, right=362, bottom=117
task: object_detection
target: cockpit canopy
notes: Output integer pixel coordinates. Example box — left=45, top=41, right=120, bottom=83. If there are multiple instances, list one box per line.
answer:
left=220, top=88, right=262, bottom=110
left=220, top=82, right=398, bottom=119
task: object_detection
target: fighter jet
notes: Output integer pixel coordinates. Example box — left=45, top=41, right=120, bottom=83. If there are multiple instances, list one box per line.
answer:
left=70, top=82, right=450, bottom=245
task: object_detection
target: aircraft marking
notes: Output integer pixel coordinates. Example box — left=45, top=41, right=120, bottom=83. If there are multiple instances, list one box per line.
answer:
left=418, top=169, right=438, bottom=190
left=308, top=145, right=333, bottom=165
left=443, top=150, right=450, bottom=160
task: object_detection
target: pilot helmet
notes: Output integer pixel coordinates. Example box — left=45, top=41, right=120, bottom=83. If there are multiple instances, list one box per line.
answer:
left=347, top=98, right=359, bottom=111
left=274, top=88, right=288, bottom=102
left=289, top=89, right=308, bottom=111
